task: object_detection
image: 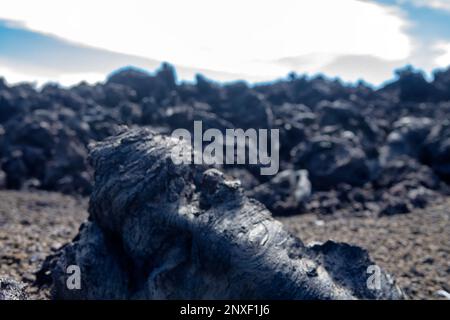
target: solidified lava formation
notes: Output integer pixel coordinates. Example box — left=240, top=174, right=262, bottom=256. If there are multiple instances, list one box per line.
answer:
left=2, top=64, right=450, bottom=299
left=44, top=128, right=403, bottom=299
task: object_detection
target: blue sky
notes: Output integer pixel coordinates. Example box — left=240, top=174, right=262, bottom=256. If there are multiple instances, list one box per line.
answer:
left=0, top=0, right=449, bottom=86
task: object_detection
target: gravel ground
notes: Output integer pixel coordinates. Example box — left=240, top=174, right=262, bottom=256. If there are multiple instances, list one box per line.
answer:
left=0, top=190, right=88, bottom=299
left=0, top=190, right=448, bottom=300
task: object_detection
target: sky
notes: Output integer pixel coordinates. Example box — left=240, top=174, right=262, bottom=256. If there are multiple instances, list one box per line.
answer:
left=0, top=0, right=449, bottom=87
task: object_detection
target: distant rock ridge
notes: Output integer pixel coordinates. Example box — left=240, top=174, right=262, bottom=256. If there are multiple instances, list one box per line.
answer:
left=1, top=64, right=450, bottom=216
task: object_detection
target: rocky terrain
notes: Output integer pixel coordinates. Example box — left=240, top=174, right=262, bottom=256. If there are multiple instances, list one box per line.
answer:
left=42, top=129, right=403, bottom=299
left=0, top=189, right=448, bottom=299
left=0, top=64, right=449, bottom=299
left=1, top=64, right=450, bottom=216
left=0, top=190, right=87, bottom=299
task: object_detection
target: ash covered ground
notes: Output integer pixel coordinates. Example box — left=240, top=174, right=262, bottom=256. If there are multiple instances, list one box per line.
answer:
left=0, top=64, right=449, bottom=299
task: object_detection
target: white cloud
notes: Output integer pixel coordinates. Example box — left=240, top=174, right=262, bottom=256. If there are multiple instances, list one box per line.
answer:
left=0, top=65, right=45, bottom=85
left=0, top=64, right=104, bottom=87
left=398, top=0, right=450, bottom=12
left=0, top=0, right=412, bottom=82
left=435, top=42, right=450, bottom=67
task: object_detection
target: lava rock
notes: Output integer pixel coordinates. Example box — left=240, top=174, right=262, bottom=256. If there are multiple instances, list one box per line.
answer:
left=0, top=169, right=5, bottom=189
left=1, top=108, right=91, bottom=194
left=0, top=63, right=450, bottom=217
left=271, top=103, right=315, bottom=158
left=423, top=121, right=450, bottom=182
left=380, top=117, right=432, bottom=163
left=375, top=157, right=441, bottom=190
left=291, top=135, right=373, bottom=189
left=0, top=278, right=27, bottom=300
left=46, top=128, right=403, bottom=300
left=0, top=90, right=17, bottom=123
left=118, top=101, right=143, bottom=125
left=222, top=83, right=273, bottom=129
left=433, top=67, right=450, bottom=101
left=396, top=67, right=436, bottom=102
left=317, top=101, right=379, bottom=150
left=225, top=168, right=260, bottom=190
left=107, top=63, right=176, bottom=101
left=248, top=169, right=311, bottom=216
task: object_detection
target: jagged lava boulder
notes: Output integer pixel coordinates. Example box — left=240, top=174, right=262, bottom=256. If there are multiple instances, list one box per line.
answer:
left=47, top=128, right=403, bottom=299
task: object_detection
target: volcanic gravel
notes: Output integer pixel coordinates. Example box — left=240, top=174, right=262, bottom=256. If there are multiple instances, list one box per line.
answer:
left=0, top=190, right=448, bottom=299
left=0, top=190, right=87, bottom=299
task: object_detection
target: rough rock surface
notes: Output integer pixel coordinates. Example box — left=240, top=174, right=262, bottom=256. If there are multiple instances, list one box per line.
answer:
left=248, top=169, right=311, bottom=215
left=0, top=277, right=27, bottom=300
left=423, top=121, right=450, bottom=183
left=291, top=134, right=372, bottom=190
left=46, top=129, right=402, bottom=299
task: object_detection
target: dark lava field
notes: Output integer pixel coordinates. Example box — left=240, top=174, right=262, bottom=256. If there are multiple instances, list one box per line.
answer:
left=0, top=64, right=449, bottom=299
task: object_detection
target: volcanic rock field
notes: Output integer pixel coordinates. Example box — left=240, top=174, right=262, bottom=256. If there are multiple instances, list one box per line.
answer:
left=0, top=64, right=449, bottom=299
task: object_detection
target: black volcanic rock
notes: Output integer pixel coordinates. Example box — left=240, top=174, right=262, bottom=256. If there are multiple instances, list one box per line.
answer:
left=0, top=168, right=5, bottom=189
left=1, top=108, right=92, bottom=194
left=248, top=169, right=311, bottom=216
left=433, top=68, right=450, bottom=101
left=46, top=128, right=403, bottom=299
left=0, top=63, right=449, bottom=215
left=380, top=116, right=432, bottom=163
left=396, top=66, right=435, bottom=103
left=317, top=101, right=378, bottom=143
left=423, top=121, right=450, bottom=182
left=291, top=134, right=373, bottom=190
left=223, top=84, right=274, bottom=129
left=0, top=278, right=27, bottom=300
left=107, top=63, right=176, bottom=101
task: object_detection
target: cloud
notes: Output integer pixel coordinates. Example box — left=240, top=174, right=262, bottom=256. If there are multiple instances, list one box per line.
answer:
left=397, top=0, right=450, bottom=12
left=435, top=42, right=450, bottom=67
left=0, top=63, right=105, bottom=87
left=0, top=20, right=268, bottom=86
left=0, top=0, right=412, bottom=82
left=320, top=54, right=405, bottom=84
left=0, top=65, right=47, bottom=85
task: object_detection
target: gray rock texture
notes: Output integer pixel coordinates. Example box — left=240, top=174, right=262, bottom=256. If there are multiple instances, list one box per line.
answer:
left=47, top=128, right=403, bottom=299
left=0, top=278, right=27, bottom=300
